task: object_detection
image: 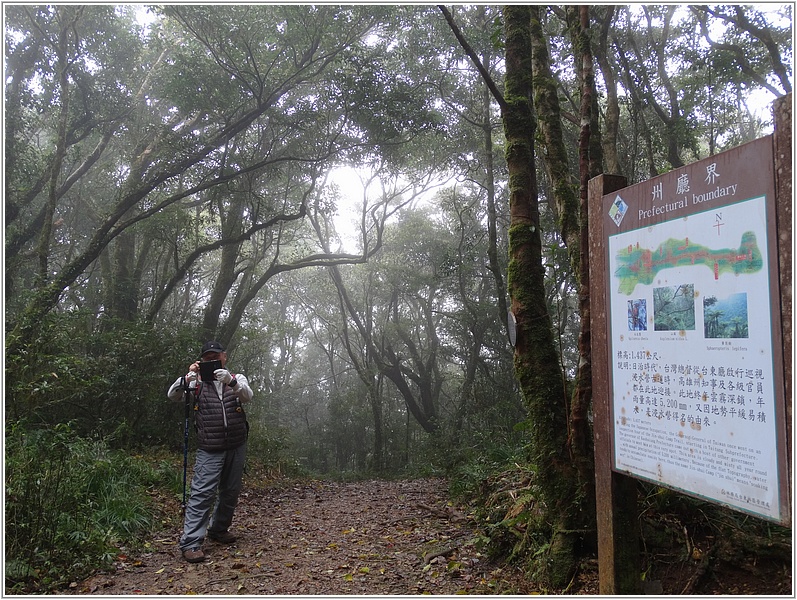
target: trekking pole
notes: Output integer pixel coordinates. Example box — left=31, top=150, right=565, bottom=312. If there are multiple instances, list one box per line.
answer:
left=181, top=376, right=190, bottom=515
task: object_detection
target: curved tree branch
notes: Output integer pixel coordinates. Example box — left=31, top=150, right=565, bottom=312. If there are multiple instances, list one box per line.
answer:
left=437, top=5, right=507, bottom=113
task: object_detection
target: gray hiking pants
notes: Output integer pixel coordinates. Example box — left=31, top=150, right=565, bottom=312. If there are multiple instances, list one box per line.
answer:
left=179, top=443, right=246, bottom=551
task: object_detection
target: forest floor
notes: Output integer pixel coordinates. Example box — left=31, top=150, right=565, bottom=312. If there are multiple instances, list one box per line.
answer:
left=61, top=475, right=791, bottom=596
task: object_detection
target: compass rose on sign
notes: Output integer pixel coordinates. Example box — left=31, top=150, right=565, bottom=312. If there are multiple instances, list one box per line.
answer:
left=713, top=212, right=724, bottom=235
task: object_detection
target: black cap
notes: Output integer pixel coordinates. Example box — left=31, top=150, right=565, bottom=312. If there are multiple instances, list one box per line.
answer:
left=200, top=340, right=225, bottom=357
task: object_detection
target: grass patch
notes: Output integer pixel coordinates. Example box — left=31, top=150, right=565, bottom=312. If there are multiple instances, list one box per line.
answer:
left=5, top=421, right=173, bottom=593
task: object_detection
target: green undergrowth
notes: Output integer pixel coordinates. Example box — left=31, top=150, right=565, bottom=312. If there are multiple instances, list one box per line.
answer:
left=4, top=421, right=179, bottom=594
left=449, top=455, right=792, bottom=593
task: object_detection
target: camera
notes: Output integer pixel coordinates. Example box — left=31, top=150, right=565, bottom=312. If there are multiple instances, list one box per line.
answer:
left=199, top=359, right=222, bottom=383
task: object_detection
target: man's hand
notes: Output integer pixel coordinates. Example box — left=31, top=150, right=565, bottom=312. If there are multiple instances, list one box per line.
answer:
left=185, top=370, right=198, bottom=383
left=214, top=369, right=233, bottom=384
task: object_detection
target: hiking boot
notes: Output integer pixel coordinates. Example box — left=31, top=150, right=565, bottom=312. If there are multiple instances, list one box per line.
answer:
left=208, top=530, right=238, bottom=544
left=182, top=548, right=205, bottom=563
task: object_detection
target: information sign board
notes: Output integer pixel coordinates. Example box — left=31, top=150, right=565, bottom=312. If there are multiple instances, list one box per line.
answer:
left=600, top=136, right=789, bottom=523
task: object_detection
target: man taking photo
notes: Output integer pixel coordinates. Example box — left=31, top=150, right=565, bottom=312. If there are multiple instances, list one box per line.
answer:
left=167, top=340, right=253, bottom=563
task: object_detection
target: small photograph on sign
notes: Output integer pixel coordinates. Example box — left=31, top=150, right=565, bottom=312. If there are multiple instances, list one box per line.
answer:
left=653, top=283, right=696, bottom=331
left=609, top=194, right=628, bottom=226
left=627, top=299, right=647, bottom=331
left=703, top=292, right=749, bottom=338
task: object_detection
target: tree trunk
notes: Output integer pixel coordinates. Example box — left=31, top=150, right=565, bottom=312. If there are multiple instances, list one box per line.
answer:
left=529, top=6, right=580, bottom=278
left=107, top=226, right=139, bottom=321
left=368, top=379, right=384, bottom=472
left=476, top=22, right=509, bottom=338
left=502, top=5, right=580, bottom=588
left=567, top=1, right=598, bottom=528
left=594, top=6, right=622, bottom=175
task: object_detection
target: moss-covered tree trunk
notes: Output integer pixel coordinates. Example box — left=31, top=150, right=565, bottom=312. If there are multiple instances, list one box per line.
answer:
left=566, top=0, right=599, bottom=536
left=502, top=5, right=584, bottom=588
left=529, top=8, right=598, bottom=513
left=529, top=6, right=580, bottom=275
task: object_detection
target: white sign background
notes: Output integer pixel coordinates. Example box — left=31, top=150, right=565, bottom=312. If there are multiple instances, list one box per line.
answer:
left=607, top=196, right=782, bottom=521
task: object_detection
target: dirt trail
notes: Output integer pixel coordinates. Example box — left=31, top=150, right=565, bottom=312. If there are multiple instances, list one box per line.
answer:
left=60, top=476, right=791, bottom=596
left=66, top=478, right=539, bottom=595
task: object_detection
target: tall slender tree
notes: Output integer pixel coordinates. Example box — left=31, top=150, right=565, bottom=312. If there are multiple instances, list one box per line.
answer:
left=502, top=6, right=584, bottom=587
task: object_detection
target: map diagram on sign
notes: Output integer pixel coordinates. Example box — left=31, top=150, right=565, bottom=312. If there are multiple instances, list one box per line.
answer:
left=614, top=231, right=763, bottom=295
